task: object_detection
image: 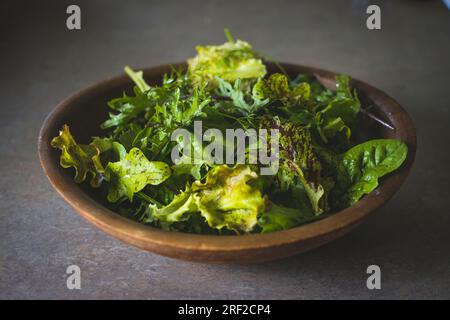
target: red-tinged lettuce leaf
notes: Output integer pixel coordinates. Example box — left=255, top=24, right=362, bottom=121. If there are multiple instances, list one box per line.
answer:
left=253, top=73, right=310, bottom=107
left=260, top=117, right=326, bottom=214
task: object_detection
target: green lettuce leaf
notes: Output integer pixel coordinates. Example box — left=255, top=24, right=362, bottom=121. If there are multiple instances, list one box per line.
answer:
left=284, top=160, right=325, bottom=215
left=335, top=74, right=353, bottom=99
left=187, top=33, right=266, bottom=88
left=335, top=139, right=408, bottom=206
left=258, top=201, right=316, bottom=233
left=192, top=165, right=265, bottom=233
left=147, top=165, right=265, bottom=234
left=320, top=98, right=360, bottom=128
left=105, top=147, right=171, bottom=202
left=315, top=75, right=360, bottom=143
left=320, top=115, right=351, bottom=141
left=148, top=186, right=197, bottom=224
left=51, top=125, right=106, bottom=187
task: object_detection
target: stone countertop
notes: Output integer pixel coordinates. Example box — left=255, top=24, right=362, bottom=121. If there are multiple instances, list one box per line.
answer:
left=1, top=0, right=449, bottom=299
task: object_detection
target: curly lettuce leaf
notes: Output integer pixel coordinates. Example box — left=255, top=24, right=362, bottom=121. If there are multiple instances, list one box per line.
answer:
left=148, top=187, right=197, bottom=224
left=51, top=125, right=106, bottom=187
left=105, top=147, right=171, bottom=202
left=147, top=165, right=265, bottom=234
left=335, top=139, right=408, bottom=206
left=187, top=34, right=266, bottom=88
left=192, top=165, right=265, bottom=233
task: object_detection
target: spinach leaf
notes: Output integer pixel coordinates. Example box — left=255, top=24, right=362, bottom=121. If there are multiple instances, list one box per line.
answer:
left=335, top=139, right=408, bottom=206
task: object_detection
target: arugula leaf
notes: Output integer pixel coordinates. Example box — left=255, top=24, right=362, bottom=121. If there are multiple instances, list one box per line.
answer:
left=101, top=88, right=152, bottom=133
left=335, top=139, right=408, bottom=206
left=124, top=65, right=150, bottom=93
left=105, top=147, right=171, bottom=202
left=150, top=86, right=210, bottom=130
left=103, top=66, right=212, bottom=164
left=215, top=77, right=269, bottom=116
left=51, top=125, right=106, bottom=187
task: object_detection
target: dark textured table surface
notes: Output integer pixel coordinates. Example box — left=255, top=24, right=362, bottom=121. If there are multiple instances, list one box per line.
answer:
left=1, top=0, right=449, bottom=299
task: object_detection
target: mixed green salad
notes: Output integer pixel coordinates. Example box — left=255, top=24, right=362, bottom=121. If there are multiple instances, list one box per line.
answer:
left=51, top=31, right=408, bottom=234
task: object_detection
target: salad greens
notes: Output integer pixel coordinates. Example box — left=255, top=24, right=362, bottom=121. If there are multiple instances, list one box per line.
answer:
left=51, top=31, right=408, bottom=234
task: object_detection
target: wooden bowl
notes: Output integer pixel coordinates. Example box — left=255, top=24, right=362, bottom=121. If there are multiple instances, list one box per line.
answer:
left=38, top=63, right=416, bottom=263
